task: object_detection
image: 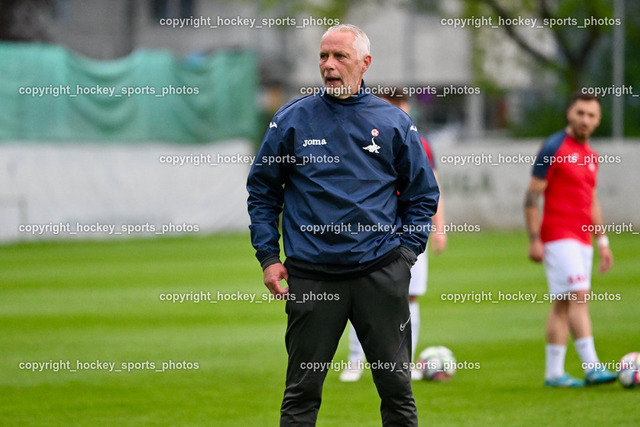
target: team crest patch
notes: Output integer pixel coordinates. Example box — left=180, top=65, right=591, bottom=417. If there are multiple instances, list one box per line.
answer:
left=362, top=129, right=380, bottom=153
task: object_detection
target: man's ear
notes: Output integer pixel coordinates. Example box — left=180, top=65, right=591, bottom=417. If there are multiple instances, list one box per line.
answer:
left=361, top=55, right=371, bottom=73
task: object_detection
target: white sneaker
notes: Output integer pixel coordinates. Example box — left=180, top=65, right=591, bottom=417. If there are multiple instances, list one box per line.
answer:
left=411, top=368, right=424, bottom=381
left=339, top=367, right=363, bottom=382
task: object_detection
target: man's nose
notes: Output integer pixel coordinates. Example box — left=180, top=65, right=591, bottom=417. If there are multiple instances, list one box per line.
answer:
left=324, top=55, right=337, bottom=69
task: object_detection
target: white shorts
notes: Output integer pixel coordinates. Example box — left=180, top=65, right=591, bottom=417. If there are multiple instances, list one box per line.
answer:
left=543, top=239, right=593, bottom=296
left=409, top=251, right=428, bottom=296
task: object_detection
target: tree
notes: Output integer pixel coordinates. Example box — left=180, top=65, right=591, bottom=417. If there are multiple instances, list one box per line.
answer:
left=461, top=0, right=639, bottom=136
left=467, top=0, right=614, bottom=92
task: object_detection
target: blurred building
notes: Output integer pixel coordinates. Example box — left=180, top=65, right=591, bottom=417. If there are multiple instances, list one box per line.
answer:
left=6, top=0, right=490, bottom=141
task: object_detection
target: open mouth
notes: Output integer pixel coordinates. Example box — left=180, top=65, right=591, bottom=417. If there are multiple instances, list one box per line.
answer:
left=325, top=77, right=341, bottom=85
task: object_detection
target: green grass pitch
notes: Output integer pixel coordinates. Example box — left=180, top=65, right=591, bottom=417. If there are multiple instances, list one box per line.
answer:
left=1, top=231, right=639, bottom=426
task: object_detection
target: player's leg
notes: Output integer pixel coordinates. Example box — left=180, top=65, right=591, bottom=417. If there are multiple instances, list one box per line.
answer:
left=344, top=251, right=427, bottom=382
left=568, top=289, right=598, bottom=369
left=408, top=251, right=427, bottom=380
left=543, top=240, right=583, bottom=387
left=408, top=295, right=421, bottom=380
left=351, top=255, right=417, bottom=426
left=545, top=298, right=570, bottom=382
left=339, top=322, right=366, bottom=382
left=566, top=242, right=594, bottom=341
left=567, top=289, right=592, bottom=338
left=280, top=275, right=351, bottom=426
left=568, top=244, right=616, bottom=385
left=409, top=251, right=427, bottom=359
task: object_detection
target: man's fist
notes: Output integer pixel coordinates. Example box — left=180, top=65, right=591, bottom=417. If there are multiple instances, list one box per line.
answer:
left=528, top=239, right=544, bottom=263
left=598, top=246, right=613, bottom=273
left=263, top=263, right=289, bottom=296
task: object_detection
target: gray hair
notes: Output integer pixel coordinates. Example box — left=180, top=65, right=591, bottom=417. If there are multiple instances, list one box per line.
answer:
left=322, top=24, right=370, bottom=60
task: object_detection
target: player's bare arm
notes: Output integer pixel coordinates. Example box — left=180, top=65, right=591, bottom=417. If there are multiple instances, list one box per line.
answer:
left=430, top=171, right=447, bottom=255
left=524, top=176, right=547, bottom=262
left=263, top=263, right=289, bottom=296
left=591, top=190, right=613, bottom=273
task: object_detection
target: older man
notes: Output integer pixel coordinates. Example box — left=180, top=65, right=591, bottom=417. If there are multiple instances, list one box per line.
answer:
left=247, top=24, right=439, bottom=425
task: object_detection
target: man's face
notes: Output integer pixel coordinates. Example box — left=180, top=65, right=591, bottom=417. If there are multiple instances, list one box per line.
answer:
left=566, top=99, right=601, bottom=142
left=319, top=31, right=371, bottom=99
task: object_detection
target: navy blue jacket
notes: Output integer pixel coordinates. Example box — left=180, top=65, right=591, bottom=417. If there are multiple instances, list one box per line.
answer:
left=247, top=83, right=439, bottom=267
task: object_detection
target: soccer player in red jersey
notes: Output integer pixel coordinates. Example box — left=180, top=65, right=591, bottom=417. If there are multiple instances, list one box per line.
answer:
left=524, top=92, right=616, bottom=387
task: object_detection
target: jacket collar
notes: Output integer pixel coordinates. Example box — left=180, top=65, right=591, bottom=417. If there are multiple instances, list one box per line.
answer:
left=321, top=80, right=371, bottom=105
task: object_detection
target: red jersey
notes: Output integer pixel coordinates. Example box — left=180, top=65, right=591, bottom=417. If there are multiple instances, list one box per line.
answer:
left=532, top=130, right=598, bottom=245
left=420, top=135, right=435, bottom=169
left=397, top=135, right=435, bottom=196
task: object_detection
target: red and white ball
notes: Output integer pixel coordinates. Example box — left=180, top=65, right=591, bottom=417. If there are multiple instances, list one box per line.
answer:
left=416, top=346, right=456, bottom=382
left=618, top=352, right=640, bottom=389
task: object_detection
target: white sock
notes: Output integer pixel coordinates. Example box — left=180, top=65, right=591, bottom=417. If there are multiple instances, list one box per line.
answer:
left=409, top=301, right=420, bottom=361
left=348, top=322, right=365, bottom=365
left=545, top=344, right=566, bottom=379
left=574, top=336, right=599, bottom=371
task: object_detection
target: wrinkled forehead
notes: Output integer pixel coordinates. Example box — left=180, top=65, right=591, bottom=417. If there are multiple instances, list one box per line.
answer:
left=320, top=31, right=357, bottom=54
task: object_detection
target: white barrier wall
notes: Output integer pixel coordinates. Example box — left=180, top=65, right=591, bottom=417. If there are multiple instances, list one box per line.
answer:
left=436, top=140, right=640, bottom=232
left=1, top=139, right=638, bottom=243
left=0, top=140, right=254, bottom=242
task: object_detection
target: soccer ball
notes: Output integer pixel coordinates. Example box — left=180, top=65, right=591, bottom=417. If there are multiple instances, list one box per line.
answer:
left=618, top=352, right=640, bottom=389
left=619, top=369, right=640, bottom=388
left=619, top=352, right=639, bottom=370
left=416, top=345, right=456, bottom=382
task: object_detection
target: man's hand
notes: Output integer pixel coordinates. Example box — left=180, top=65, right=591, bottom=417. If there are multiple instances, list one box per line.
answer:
left=430, top=232, right=447, bottom=255
left=263, top=263, right=289, bottom=296
left=598, top=245, right=613, bottom=273
left=528, top=238, right=544, bottom=263
left=592, top=193, right=613, bottom=274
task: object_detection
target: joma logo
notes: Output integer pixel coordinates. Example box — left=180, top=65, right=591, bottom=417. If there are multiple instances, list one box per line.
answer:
left=303, top=139, right=327, bottom=147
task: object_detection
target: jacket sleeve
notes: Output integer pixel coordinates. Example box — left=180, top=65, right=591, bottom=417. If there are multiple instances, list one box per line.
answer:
left=394, top=123, right=440, bottom=256
left=246, top=121, right=291, bottom=266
